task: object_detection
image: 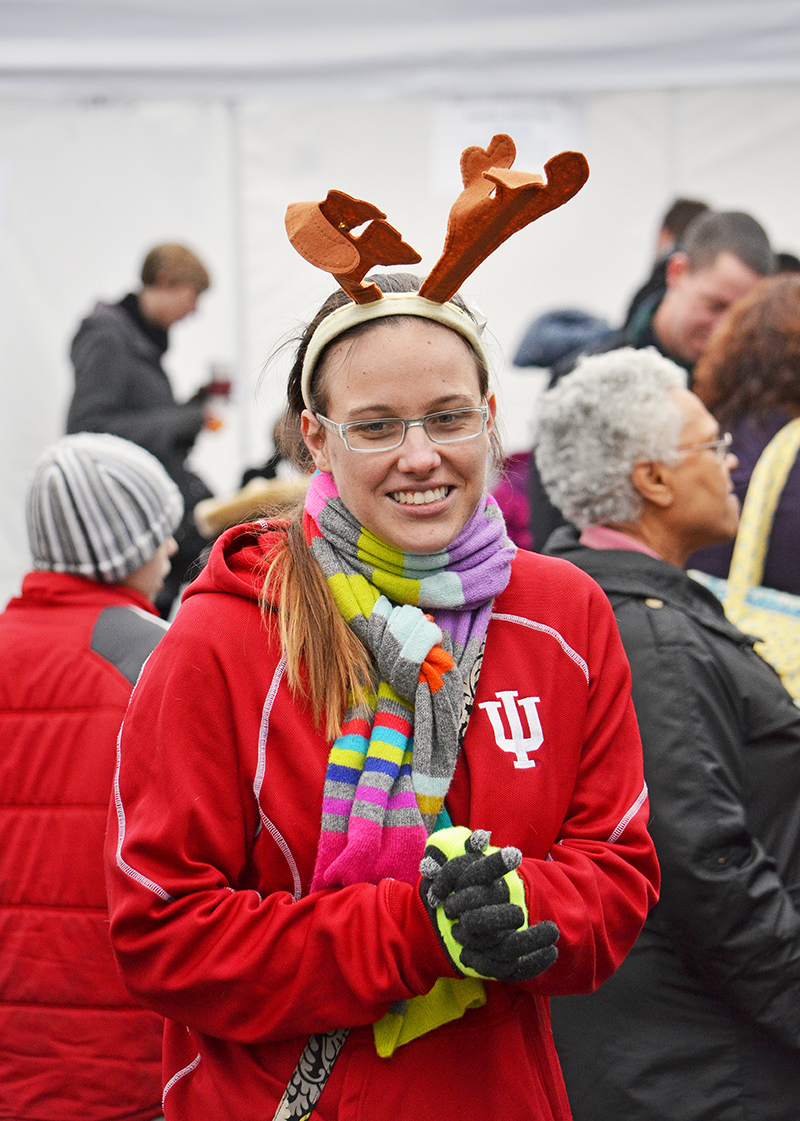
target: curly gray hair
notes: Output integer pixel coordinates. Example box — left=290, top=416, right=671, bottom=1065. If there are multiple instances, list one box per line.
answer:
left=534, top=347, right=688, bottom=529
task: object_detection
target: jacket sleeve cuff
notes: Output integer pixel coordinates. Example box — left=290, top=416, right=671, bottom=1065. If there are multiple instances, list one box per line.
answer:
left=383, top=876, right=462, bottom=984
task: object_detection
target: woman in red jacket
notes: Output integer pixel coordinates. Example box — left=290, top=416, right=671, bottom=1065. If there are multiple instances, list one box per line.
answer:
left=105, top=140, right=659, bottom=1120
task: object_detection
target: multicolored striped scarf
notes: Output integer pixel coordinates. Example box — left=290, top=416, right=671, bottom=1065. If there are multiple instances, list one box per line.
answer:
left=304, top=470, right=515, bottom=891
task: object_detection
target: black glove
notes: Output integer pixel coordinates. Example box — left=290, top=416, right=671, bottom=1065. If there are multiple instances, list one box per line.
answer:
left=419, top=827, right=559, bottom=982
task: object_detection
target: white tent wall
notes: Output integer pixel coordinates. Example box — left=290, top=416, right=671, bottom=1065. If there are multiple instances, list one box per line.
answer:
left=0, top=98, right=242, bottom=604
left=3, top=81, right=800, bottom=604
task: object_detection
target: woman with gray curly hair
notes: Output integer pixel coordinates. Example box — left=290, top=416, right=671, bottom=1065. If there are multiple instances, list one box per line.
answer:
left=534, top=345, right=800, bottom=1121
left=535, top=346, right=688, bottom=533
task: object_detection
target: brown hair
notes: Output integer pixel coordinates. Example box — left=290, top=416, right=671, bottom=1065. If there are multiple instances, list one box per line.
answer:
left=262, top=273, right=498, bottom=736
left=140, top=243, right=211, bottom=292
left=259, top=516, right=373, bottom=740
left=693, top=273, right=800, bottom=427
left=661, top=198, right=709, bottom=243
left=681, top=211, right=774, bottom=277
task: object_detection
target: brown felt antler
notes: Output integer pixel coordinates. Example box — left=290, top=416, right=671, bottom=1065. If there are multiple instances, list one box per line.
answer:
left=419, top=135, right=590, bottom=303
left=285, top=189, right=421, bottom=304
left=285, top=137, right=589, bottom=306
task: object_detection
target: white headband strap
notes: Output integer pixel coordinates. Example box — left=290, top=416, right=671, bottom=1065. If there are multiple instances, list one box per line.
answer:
left=300, top=293, right=490, bottom=410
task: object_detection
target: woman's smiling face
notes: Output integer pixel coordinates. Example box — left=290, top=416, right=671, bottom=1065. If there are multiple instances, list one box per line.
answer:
left=301, top=317, right=495, bottom=554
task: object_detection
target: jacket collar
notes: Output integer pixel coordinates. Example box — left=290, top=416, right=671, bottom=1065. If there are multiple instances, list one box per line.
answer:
left=117, top=292, right=169, bottom=354
left=544, top=524, right=752, bottom=646
left=15, top=570, right=159, bottom=615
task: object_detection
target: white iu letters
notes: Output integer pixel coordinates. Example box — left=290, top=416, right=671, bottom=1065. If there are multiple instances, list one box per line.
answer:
left=477, top=690, right=544, bottom=768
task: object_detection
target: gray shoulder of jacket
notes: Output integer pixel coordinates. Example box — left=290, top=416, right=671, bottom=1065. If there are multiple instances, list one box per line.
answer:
left=75, top=302, right=159, bottom=357
left=91, top=605, right=169, bottom=686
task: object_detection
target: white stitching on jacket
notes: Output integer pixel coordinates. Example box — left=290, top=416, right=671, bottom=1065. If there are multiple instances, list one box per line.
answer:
left=162, top=1052, right=201, bottom=1108
left=112, top=723, right=173, bottom=901
left=607, top=782, right=649, bottom=843
left=490, top=612, right=590, bottom=683
left=254, top=655, right=303, bottom=901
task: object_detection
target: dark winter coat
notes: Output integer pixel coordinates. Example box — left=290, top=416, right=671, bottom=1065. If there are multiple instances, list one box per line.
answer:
left=67, top=298, right=211, bottom=509
left=545, top=526, right=800, bottom=1121
left=67, top=297, right=213, bottom=608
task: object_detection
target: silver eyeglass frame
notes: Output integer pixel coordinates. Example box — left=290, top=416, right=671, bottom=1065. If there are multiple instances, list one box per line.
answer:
left=314, top=403, right=490, bottom=453
left=675, top=431, right=733, bottom=462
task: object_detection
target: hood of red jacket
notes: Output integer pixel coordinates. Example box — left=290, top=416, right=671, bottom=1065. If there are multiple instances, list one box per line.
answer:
left=183, top=520, right=288, bottom=607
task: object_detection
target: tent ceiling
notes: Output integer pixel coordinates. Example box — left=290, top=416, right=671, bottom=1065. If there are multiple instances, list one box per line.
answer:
left=2, top=0, right=800, bottom=99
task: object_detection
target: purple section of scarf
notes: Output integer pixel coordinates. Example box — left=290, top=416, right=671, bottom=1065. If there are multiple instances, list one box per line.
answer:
left=397, top=496, right=516, bottom=608
left=430, top=502, right=515, bottom=650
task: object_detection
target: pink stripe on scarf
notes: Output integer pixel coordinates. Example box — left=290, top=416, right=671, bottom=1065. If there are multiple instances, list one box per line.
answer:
left=322, top=797, right=355, bottom=816
left=313, top=817, right=428, bottom=890
left=304, top=470, right=338, bottom=520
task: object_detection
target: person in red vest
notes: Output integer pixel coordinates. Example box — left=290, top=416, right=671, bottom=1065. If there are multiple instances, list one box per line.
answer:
left=0, top=432, right=182, bottom=1121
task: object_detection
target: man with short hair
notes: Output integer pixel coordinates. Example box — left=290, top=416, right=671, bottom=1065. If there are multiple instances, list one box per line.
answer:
left=528, top=210, right=774, bottom=548
left=621, top=196, right=710, bottom=330
left=0, top=432, right=182, bottom=1121
left=646, top=210, right=774, bottom=367
left=67, top=242, right=219, bottom=615
left=565, top=209, right=773, bottom=378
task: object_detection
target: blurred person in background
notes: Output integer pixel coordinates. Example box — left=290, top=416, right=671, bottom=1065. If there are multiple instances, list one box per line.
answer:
left=621, top=196, right=710, bottom=330
left=526, top=210, right=774, bottom=552
left=67, top=242, right=222, bottom=617
left=511, top=197, right=711, bottom=374
left=0, top=432, right=182, bottom=1121
left=690, top=272, right=800, bottom=593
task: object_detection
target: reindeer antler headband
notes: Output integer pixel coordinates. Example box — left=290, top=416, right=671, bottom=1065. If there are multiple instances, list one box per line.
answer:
left=285, top=134, right=589, bottom=409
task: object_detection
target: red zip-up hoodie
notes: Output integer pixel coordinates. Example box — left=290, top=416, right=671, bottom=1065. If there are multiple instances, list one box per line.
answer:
left=106, top=522, right=658, bottom=1121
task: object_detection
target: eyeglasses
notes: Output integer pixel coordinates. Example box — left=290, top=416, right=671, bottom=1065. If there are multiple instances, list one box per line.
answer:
left=675, top=431, right=733, bottom=462
left=315, top=404, right=490, bottom=453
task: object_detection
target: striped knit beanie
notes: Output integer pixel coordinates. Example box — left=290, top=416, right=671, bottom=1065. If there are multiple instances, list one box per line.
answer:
left=26, top=433, right=184, bottom=583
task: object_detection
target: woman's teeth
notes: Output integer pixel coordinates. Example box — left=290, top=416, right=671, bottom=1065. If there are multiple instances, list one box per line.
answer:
left=392, top=486, right=449, bottom=505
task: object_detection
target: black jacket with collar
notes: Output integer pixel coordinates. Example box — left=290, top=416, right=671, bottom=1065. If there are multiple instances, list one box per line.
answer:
left=545, top=525, right=800, bottom=1121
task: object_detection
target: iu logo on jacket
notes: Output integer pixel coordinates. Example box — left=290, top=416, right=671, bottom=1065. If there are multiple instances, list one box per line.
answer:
left=478, top=690, right=543, bottom=768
